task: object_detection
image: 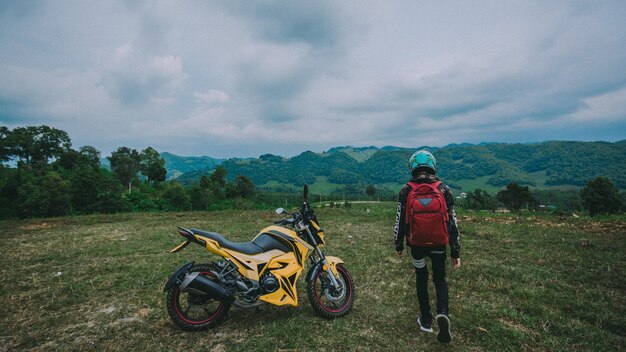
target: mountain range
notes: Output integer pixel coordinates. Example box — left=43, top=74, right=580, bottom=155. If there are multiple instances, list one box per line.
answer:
left=159, top=152, right=223, bottom=180
left=163, top=140, right=626, bottom=194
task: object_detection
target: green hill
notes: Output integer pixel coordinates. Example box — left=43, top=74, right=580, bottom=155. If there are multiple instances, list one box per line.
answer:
left=174, top=140, right=626, bottom=194
left=326, top=146, right=380, bottom=162
left=99, top=152, right=223, bottom=180
left=159, top=152, right=223, bottom=180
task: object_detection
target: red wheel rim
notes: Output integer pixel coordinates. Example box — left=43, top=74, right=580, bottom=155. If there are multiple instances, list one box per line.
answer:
left=313, top=267, right=352, bottom=313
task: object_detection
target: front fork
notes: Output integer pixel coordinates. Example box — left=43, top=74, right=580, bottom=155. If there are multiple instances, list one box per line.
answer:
left=301, top=223, right=342, bottom=290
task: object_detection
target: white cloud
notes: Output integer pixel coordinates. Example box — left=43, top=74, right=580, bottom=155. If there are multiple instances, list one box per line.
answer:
left=566, top=88, right=626, bottom=123
left=1, top=0, right=625, bottom=157
left=103, top=43, right=185, bottom=106
left=194, top=90, right=230, bottom=105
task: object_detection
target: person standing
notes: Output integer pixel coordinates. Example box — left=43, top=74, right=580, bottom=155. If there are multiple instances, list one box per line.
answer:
left=394, top=150, right=461, bottom=343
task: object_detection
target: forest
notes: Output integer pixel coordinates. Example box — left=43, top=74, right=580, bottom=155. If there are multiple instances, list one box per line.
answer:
left=0, top=126, right=257, bottom=218
left=1, top=125, right=624, bottom=218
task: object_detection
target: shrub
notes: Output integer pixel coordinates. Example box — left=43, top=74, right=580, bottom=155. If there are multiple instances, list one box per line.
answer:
left=580, top=177, right=623, bottom=216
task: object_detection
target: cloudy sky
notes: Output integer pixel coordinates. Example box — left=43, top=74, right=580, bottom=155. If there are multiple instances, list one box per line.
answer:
left=1, top=1, right=625, bottom=158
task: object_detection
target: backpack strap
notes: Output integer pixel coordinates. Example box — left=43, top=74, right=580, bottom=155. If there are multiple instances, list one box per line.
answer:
left=431, top=180, right=442, bottom=190
left=431, top=181, right=449, bottom=222
left=406, top=181, right=419, bottom=191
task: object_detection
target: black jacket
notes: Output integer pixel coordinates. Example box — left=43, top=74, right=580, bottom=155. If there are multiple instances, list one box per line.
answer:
left=394, top=173, right=461, bottom=258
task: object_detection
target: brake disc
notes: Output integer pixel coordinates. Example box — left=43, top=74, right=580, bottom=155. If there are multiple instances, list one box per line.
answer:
left=324, top=276, right=346, bottom=302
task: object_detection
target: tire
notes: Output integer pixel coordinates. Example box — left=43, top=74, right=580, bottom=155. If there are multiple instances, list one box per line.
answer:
left=166, top=263, right=231, bottom=331
left=307, top=264, right=355, bottom=319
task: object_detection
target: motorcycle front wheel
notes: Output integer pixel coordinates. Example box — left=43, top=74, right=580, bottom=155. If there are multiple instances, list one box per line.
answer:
left=307, top=264, right=355, bottom=319
left=166, top=264, right=231, bottom=331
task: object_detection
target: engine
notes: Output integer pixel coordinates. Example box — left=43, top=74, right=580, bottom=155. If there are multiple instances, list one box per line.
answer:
left=260, top=272, right=279, bottom=294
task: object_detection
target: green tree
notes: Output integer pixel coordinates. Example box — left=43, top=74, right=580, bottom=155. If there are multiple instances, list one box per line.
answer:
left=70, top=167, right=101, bottom=212
left=140, top=147, right=166, bottom=183
left=69, top=166, right=124, bottom=213
left=496, top=183, right=535, bottom=212
left=92, top=169, right=125, bottom=213
left=124, top=187, right=162, bottom=212
left=59, top=146, right=108, bottom=214
left=193, top=175, right=221, bottom=210
left=163, top=182, right=191, bottom=210
left=79, top=145, right=101, bottom=169
left=0, top=126, right=11, bottom=165
left=58, top=145, right=102, bottom=171
left=226, top=175, right=255, bottom=199
left=465, top=189, right=495, bottom=210
left=0, top=167, right=18, bottom=217
left=16, top=177, right=46, bottom=217
left=580, top=177, right=622, bottom=216
left=17, top=172, right=72, bottom=217
left=58, top=148, right=81, bottom=170
left=210, top=166, right=227, bottom=186
left=365, top=185, right=376, bottom=198
left=199, top=175, right=212, bottom=189
left=235, top=175, right=255, bottom=198
left=209, top=166, right=227, bottom=199
left=108, top=147, right=141, bottom=192
left=43, top=172, right=73, bottom=216
left=190, top=185, right=212, bottom=210
left=9, top=126, right=71, bottom=164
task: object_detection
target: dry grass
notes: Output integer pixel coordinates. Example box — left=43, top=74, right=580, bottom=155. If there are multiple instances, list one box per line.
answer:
left=0, top=205, right=624, bottom=351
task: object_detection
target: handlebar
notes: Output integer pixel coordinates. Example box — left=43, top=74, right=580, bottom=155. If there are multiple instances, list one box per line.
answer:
left=274, top=211, right=304, bottom=226
left=274, top=217, right=297, bottom=225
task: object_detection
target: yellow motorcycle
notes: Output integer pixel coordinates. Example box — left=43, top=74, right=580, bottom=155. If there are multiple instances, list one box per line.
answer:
left=164, top=185, right=355, bottom=330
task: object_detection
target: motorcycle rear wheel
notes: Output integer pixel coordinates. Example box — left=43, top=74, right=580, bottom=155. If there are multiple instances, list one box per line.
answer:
left=166, top=263, right=231, bottom=331
left=307, top=264, right=355, bottom=319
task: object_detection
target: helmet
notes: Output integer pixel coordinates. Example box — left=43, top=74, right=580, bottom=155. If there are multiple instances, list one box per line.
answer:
left=408, top=150, right=436, bottom=175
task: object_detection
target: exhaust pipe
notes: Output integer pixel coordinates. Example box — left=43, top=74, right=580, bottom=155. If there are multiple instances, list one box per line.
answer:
left=179, top=272, right=234, bottom=302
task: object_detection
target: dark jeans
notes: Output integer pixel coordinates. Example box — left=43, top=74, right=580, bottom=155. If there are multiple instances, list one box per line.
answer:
left=410, top=246, right=448, bottom=317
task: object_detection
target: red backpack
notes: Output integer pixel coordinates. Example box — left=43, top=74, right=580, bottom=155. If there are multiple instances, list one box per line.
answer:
left=405, top=181, right=449, bottom=246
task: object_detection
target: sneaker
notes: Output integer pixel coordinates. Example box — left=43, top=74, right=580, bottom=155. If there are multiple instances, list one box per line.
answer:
left=417, top=315, right=433, bottom=333
left=436, top=314, right=451, bottom=343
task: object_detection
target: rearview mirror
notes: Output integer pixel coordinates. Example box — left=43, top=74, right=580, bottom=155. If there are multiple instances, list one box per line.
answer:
left=303, top=184, right=308, bottom=201
left=275, top=207, right=286, bottom=215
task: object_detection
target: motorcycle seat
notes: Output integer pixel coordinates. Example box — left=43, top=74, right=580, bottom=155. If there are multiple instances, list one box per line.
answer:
left=252, top=233, right=292, bottom=253
left=191, top=229, right=264, bottom=255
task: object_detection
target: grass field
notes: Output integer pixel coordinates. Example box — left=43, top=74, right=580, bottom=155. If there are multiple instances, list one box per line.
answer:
left=307, top=176, right=345, bottom=195
left=1, top=204, right=624, bottom=351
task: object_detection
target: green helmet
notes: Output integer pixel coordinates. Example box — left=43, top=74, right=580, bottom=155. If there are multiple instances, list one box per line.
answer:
left=409, top=150, right=436, bottom=174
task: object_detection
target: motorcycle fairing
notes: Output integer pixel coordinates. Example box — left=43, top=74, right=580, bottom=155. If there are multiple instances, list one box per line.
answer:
left=222, top=249, right=285, bottom=281
left=309, top=220, right=325, bottom=245
left=258, top=251, right=303, bottom=306
left=255, top=226, right=314, bottom=306
left=254, top=226, right=314, bottom=270
left=192, top=225, right=313, bottom=306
